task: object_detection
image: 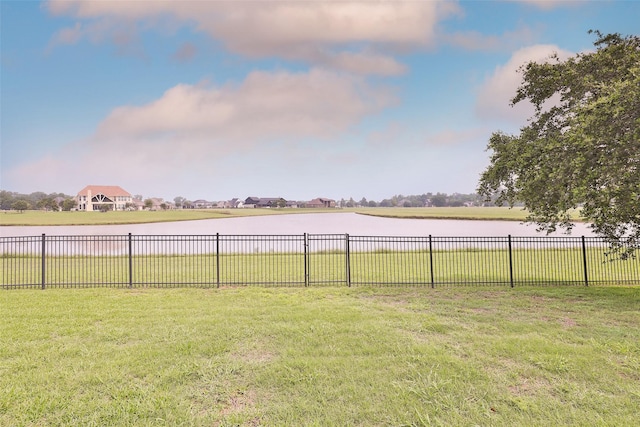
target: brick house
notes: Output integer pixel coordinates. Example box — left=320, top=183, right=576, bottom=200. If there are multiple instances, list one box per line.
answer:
left=306, top=197, right=336, bottom=208
left=76, top=185, right=133, bottom=211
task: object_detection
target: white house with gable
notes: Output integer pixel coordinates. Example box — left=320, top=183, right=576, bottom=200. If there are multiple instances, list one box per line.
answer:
left=76, top=185, right=133, bottom=211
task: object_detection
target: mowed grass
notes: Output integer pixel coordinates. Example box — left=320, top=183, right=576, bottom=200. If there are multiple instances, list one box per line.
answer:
left=1, top=287, right=639, bottom=426
left=0, top=208, right=339, bottom=226
left=352, top=207, right=585, bottom=222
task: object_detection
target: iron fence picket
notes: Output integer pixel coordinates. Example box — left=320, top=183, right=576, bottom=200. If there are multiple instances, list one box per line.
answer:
left=307, top=234, right=347, bottom=286
left=1, top=233, right=639, bottom=288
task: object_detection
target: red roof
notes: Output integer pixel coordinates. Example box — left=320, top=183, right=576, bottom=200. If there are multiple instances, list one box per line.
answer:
left=77, top=185, right=131, bottom=197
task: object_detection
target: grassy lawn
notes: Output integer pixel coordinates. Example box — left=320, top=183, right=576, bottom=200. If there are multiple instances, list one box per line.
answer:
left=0, top=208, right=340, bottom=226
left=351, top=207, right=585, bottom=222
left=2, top=287, right=638, bottom=426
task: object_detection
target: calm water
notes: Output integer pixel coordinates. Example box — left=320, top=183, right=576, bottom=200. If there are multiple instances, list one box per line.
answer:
left=0, top=212, right=595, bottom=237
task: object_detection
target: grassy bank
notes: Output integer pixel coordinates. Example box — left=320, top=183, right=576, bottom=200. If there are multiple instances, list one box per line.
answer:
left=0, top=208, right=338, bottom=227
left=1, top=287, right=638, bottom=426
left=352, top=206, right=584, bottom=222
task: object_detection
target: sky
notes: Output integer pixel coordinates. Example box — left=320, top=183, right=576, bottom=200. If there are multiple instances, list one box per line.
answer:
left=1, top=0, right=638, bottom=203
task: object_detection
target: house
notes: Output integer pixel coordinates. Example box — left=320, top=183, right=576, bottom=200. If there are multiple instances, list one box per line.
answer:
left=217, top=198, right=242, bottom=209
left=76, top=185, right=133, bottom=211
left=306, top=197, right=336, bottom=208
left=244, top=197, right=260, bottom=208
left=193, top=199, right=214, bottom=209
left=244, top=197, right=287, bottom=208
left=148, top=198, right=168, bottom=210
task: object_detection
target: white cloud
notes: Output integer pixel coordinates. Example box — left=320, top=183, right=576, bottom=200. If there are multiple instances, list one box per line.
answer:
left=5, top=69, right=397, bottom=197
left=97, top=68, right=395, bottom=141
left=311, top=50, right=408, bottom=76
left=512, top=0, right=576, bottom=10
left=475, top=44, right=573, bottom=123
left=445, top=26, right=538, bottom=52
left=46, top=0, right=459, bottom=74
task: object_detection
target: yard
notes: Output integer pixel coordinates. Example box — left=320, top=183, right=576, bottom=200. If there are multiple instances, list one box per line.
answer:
left=1, top=286, right=638, bottom=426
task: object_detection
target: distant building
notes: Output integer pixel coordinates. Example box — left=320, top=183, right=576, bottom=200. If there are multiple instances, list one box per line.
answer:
left=217, top=198, right=243, bottom=209
left=244, top=197, right=286, bottom=208
left=76, top=185, right=133, bottom=211
left=193, top=199, right=214, bottom=209
left=306, top=198, right=336, bottom=208
left=148, top=198, right=168, bottom=210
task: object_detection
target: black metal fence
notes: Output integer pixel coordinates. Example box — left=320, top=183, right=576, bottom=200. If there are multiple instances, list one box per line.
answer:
left=1, top=233, right=639, bottom=289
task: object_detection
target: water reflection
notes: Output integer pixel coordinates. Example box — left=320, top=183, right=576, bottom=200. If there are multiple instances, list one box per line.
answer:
left=0, top=212, right=594, bottom=237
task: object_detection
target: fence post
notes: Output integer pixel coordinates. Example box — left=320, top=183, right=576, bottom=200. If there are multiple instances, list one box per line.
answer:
left=41, top=234, right=46, bottom=290
left=345, top=233, right=351, bottom=287
left=581, top=236, right=589, bottom=286
left=128, top=233, right=133, bottom=288
left=216, top=233, right=220, bottom=288
left=304, top=233, right=309, bottom=287
left=508, top=235, right=514, bottom=288
left=428, top=235, right=434, bottom=288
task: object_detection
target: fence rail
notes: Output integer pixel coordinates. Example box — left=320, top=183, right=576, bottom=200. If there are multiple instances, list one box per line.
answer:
left=1, top=233, right=639, bottom=289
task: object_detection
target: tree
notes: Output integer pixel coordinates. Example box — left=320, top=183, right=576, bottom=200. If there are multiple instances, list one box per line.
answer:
left=478, top=31, right=640, bottom=257
left=144, top=198, right=154, bottom=210
left=1, top=191, right=15, bottom=210
left=174, top=196, right=185, bottom=209
left=37, top=198, right=58, bottom=211
left=12, top=200, right=31, bottom=212
left=431, top=193, right=447, bottom=207
left=61, top=199, right=77, bottom=211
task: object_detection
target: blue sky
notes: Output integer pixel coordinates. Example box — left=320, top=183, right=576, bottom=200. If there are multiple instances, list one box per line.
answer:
left=1, top=0, right=638, bottom=202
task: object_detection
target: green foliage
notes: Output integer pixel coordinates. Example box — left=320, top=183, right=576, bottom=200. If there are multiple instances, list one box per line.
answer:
left=173, top=196, right=185, bottom=208
left=1, top=190, right=72, bottom=211
left=479, top=31, right=640, bottom=257
left=10, top=200, right=30, bottom=212
left=36, top=197, right=60, bottom=211
left=61, top=198, right=77, bottom=211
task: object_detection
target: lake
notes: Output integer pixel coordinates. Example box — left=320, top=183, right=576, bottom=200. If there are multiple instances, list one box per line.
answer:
left=0, top=212, right=595, bottom=237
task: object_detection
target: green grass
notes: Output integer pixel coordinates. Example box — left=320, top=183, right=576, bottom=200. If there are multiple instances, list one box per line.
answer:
left=4, top=247, right=638, bottom=288
left=0, top=208, right=340, bottom=226
left=351, top=206, right=584, bottom=222
left=1, top=287, right=639, bottom=426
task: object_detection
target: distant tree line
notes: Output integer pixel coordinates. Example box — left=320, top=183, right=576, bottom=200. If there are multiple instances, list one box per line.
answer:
left=1, top=189, right=505, bottom=213
left=339, top=192, right=502, bottom=208
left=0, top=190, right=76, bottom=212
